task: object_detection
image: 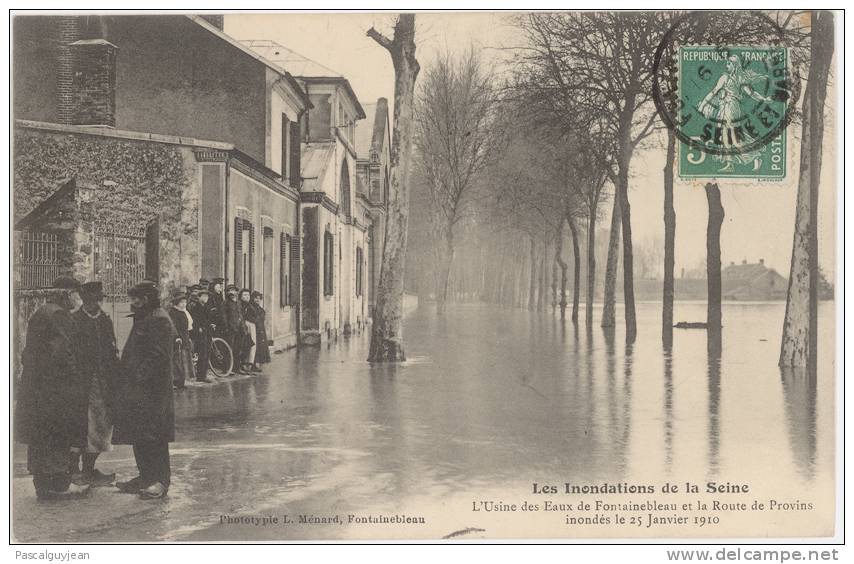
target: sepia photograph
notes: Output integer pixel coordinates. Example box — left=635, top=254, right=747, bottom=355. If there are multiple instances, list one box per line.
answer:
left=8, top=7, right=843, bottom=545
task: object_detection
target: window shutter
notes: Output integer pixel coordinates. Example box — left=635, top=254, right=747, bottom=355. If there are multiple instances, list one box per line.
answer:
left=247, top=221, right=255, bottom=290
left=281, top=114, right=289, bottom=180
left=289, top=121, right=301, bottom=188
left=280, top=233, right=288, bottom=308
left=289, top=235, right=300, bottom=307
left=234, top=217, right=242, bottom=288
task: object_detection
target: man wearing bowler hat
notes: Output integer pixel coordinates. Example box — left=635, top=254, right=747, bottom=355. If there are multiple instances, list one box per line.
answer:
left=112, top=280, right=176, bottom=499
left=69, top=281, right=119, bottom=486
left=16, top=276, right=90, bottom=499
left=188, top=285, right=213, bottom=382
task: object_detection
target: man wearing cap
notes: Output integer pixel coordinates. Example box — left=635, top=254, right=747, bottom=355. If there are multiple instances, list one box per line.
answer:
left=223, top=284, right=248, bottom=374
left=112, top=281, right=176, bottom=499
left=207, top=278, right=225, bottom=330
left=69, top=281, right=119, bottom=486
left=16, top=276, right=90, bottom=499
left=188, top=286, right=213, bottom=383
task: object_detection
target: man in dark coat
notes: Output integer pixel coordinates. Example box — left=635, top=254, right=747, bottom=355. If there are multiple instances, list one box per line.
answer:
left=188, top=286, right=214, bottom=383
left=16, top=276, right=90, bottom=499
left=223, top=284, right=247, bottom=375
left=112, top=280, right=176, bottom=499
left=69, top=281, right=119, bottom=487
left=207, top=278, right=225, bottom=336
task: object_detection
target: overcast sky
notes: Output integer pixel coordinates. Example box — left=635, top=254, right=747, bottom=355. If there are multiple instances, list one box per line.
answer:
left=226, top=13, right=838, bottom=279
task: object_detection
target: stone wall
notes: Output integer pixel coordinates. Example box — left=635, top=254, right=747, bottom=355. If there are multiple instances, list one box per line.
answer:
left=14, top=125, right=201, bottom=296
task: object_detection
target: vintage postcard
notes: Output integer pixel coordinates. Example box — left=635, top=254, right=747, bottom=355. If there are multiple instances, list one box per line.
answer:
left=9, top=10, right=842, bottom=544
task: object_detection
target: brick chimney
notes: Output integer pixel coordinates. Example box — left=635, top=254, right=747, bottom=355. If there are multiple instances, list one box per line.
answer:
left=56, top=16, right=81, bottom=124
left=69, top=38, right=118, bottom=127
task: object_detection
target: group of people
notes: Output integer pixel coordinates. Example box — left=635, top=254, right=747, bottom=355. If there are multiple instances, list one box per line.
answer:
left=171, top=278, right=271, bottom=389
left=15, top=275, right=272, bottom=502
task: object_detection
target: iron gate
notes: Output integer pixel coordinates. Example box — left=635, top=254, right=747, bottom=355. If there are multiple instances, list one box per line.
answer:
left=93, top=219, right=158, bottom=347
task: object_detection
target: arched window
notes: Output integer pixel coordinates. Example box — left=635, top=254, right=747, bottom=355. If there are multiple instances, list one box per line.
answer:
left=340, top=159, right=351, bottom=219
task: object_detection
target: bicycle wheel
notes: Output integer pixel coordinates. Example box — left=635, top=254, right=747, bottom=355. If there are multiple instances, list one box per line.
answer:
left=209, top=337, right=233, bottom=377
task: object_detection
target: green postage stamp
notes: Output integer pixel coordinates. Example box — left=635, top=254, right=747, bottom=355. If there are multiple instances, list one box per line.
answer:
left=677, top=45, right=790, bottom=180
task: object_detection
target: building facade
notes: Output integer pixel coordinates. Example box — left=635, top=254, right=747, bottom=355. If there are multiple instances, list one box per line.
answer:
left=13, top=15, right=386, bottom=353
left=243, top=40, right=389, bottom=344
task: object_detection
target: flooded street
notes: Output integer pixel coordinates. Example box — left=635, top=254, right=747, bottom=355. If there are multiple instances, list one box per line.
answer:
left=12, top=302, right=835, bottom=542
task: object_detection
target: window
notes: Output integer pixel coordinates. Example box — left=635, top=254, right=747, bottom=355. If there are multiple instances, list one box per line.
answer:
left=340, top=159, right=351, bottom=218
left=280, top=233, right=290, bottom=307
left=323, top=231, right=334, bottom=296
left=355, top=246, right=363, bottom=297
left=234, top=217, right=254, bottom=289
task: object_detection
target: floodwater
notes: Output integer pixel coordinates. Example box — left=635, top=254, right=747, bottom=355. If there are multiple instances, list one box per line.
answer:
left=12, top=302, right=836, bottom=541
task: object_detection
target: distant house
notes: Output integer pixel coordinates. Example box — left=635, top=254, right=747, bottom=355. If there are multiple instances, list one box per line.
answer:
left=722, top=259, right=787, bottom=300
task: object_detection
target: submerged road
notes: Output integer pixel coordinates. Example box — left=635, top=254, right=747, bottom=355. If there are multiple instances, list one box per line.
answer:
left=12, top=302, right=835, bottom=542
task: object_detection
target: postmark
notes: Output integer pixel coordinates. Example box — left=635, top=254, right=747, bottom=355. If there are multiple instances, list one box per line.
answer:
left=652, top=12, right=799, bottom=180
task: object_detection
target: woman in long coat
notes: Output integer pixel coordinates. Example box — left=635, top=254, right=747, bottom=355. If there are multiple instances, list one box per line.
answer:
left=251, top=291, right=271, bottom=366
left=167, top=289, right=194, bottom=389
left=239, top=289, right=258, bottom=372
left=112, top=281, right=176, bottom=499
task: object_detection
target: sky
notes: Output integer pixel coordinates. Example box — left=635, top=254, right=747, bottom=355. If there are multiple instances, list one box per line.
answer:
left=225, top=13, right=838, bottom=280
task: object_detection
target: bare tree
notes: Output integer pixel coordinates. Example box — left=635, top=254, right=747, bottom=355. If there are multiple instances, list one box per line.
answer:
left=367, top=14, right=420, bottom=363
left=662, top=128, right=676, bottom=348
left=601, top=193, right=621, bottom=328
left=781, top=11, right=835, bottom=370
left=515, top=12, right=666, bottom=343
left=705, top=182, right=724, bottom=356
left=414, top=47, right=500, bottom=314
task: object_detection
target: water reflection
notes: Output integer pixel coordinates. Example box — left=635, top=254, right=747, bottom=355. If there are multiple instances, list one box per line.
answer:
left=13, top=302, right=834, bottom=541
left=780, top=367, right=817, bottom=481
left=707, top=353, right=721, bottom=477
left=663, top=349, right=674, bottom=472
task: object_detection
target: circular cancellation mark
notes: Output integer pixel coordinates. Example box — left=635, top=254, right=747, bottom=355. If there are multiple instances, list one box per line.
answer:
left=652, top=11, right=801, bottom=160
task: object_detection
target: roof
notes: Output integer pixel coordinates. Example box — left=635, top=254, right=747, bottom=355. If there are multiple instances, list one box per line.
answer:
left=240, top=39, right=343, bottom=78
left=187, top=17, right=311, bottom=109
left=722, top=263, right=769, bottom=282
left=356, top=98, right=391, bottom=159
left=240, top=39, right=366, bottom=119
left=354, top=103, right=377, bottom=158
left=16, top=178, right=76, bottom=230
left=300, top=143, right=336, bottom=192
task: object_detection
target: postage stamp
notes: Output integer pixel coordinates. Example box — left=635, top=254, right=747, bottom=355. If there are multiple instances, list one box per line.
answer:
left=677, top=45, right=790, bottom=179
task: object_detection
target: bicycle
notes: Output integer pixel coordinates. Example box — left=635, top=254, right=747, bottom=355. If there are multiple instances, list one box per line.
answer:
left=208, top=336, right=234, bottom=377
left=192, top=334, right=234, bottom=378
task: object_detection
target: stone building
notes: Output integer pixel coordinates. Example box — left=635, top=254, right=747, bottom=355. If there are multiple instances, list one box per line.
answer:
left=242, top=40, right=389, bottom=344
left=354, top=98, right=392, bottom=319
left=13, top=15, right=306, bottom=350
left=722, top=259, right=788, bottom=301
left=13, top=14, right=388, bottom=352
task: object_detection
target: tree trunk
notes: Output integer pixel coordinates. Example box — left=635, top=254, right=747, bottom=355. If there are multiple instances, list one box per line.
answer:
left=537, top=238, right=547, bottom=312
left=617, top=145, right=637, bottom=343
left=705, top=182, right=724, bottom=356
left=585, top=209, right=597, bottom=328
left=551, top=242, right=558, bottom=311
left=528, top=236, right=536, bottom=311
left=367, top=15, right=420, bottom=362
left=555, top=220, right=568, bottom=320
left=436, top=229, right=454, bottom=314
left=568, top=214, right=581, bottom=324
left=662, top=128, right=677, bottom=349
left=781, top=11, right=834, bottom=370
left=601, top=191, right=621, bottom=327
